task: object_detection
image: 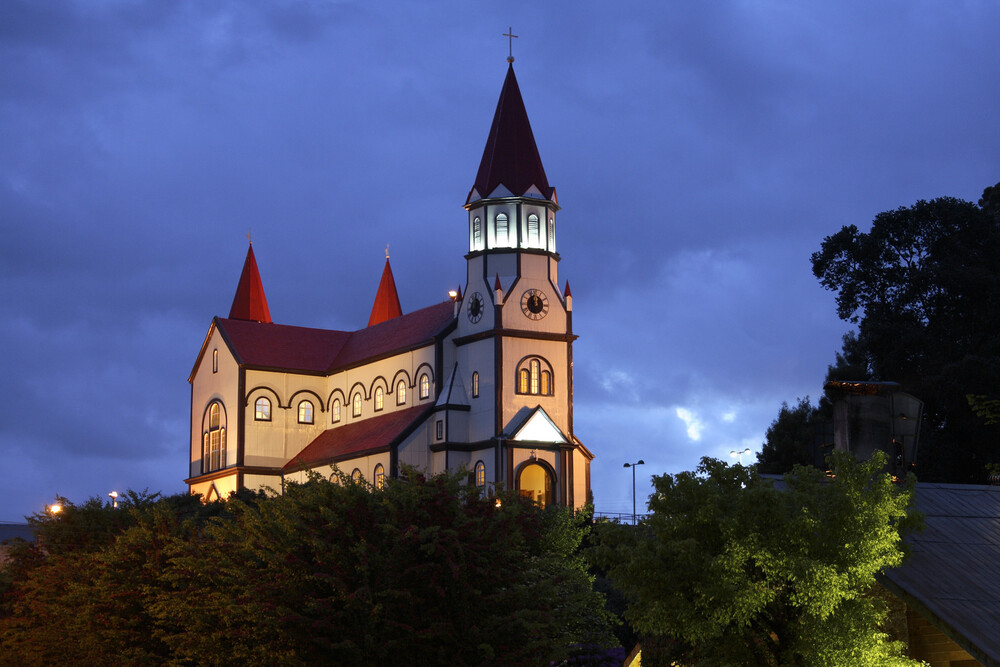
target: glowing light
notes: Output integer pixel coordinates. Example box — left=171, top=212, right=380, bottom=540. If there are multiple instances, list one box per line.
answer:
left=48, top=503, right=62, bottom=514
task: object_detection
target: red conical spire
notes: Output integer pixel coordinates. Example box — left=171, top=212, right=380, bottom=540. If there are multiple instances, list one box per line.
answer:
left=469, top=63, right=553, bottom=202
left=229, top=243, right=272, bottom=323
left=368, top=257, right=403, bottom=327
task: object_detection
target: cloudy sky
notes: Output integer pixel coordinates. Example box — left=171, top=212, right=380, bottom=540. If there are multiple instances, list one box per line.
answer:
left=2, top=1, right=998, bottom=521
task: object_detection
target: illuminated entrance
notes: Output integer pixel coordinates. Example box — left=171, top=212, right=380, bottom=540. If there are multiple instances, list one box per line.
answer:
left=518, top=462, right=554, bottom=508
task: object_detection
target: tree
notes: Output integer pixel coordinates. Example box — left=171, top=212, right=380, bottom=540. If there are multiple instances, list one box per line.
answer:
left=591, top=452, right=922, bottom=666
left=757, top=397, right=822, bottom=474
left=1, top=472, right=617, bottom=665
left=811, top=186, right=1000, bottom=482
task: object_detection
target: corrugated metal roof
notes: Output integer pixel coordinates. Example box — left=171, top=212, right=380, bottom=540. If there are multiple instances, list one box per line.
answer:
left=883, top=483, right=1000, bottom=666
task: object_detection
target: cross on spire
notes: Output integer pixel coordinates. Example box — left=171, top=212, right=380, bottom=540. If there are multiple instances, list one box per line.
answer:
left=385, top=243, right=390, bottom=259
left=503, top=26, right=518, bottom=63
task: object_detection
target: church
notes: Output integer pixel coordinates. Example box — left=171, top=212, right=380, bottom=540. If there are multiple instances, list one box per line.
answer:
left=186, top=61, right=594, bottom=509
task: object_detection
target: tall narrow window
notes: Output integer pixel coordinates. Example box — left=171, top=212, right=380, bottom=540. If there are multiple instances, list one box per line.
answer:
left=298, top=400, right=314, bottom=424
left=472, top=371, right=479, bottom=398
left=254, top=397, right=271, bottom=421
left=375, top=386, right=384, bottom=411
left=332, top=399, right=342, bottom=423
left=528, top=214, right=539, bottom=245
left=419, top=374, right=430, bottom=399
left=212, top=349, right=218, bottom=373
left=530, top=359, right=540, bottom=394
left=374, top=463, right=385, bottom=490
left=473, top=217, right=482, bottom=249
left=541, top=370, right=551, bottom=396
left=548, top=217, right=555, bottom=250
left=396, top=380, right=406, bottom=405
left=352, top=393, right=362, bottom=417
left=495, top=213, right=508, bottom=245
left=203, top=401, right=226, bottom=473
left=519, top=368, right=530, bottom=394
left=475, top=460, right=486, bottom=489
left=436, top=420, right=444, bottom=440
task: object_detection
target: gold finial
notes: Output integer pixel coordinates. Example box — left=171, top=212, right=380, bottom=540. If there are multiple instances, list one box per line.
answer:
left=385, top=243, right=390, bottom=260
left=503, top=27, right=518, bottom=63
left=247, top=229, right=252, bottom=245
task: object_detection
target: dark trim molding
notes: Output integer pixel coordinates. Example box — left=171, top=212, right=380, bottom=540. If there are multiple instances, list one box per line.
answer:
left=454, top=328, right=578, bottom=347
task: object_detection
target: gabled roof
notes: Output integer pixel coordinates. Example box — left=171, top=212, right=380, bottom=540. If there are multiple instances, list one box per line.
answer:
left=284, top=404, right=433, bottom=472
left=229, top=243, right=272, bottom=323
left=881, top=482, right=1000, bottom=665
left=332, top=300, right=455, bottom=370
left=368, top=258, right=403, bottom=327
left=212, top=299, right=455, bottom=375
left=436, top=363, right=470, bottom=408
left=503, top=406, right=569, bottom=444
left=468, top=64, right=553, bottom=204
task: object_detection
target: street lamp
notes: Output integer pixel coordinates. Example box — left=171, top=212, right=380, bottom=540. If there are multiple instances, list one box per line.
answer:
left=730, top=448, right=752, bottom=466
left=108, top=491, right=119, bottom=509
left=623, top=460, right=645, bottom=525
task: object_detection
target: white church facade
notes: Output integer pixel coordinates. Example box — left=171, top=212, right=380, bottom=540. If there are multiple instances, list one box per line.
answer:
left=186, top=63, right=594, bottom=509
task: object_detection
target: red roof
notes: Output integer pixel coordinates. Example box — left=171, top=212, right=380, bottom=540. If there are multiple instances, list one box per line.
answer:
left=284, top=404, right=432, bottom=471
left=470, top=64, right=553, bottom=202
left=214, top=299, right=455, bottom=374
left=229, top=244, right=272, bottom=323
left=368, top=258, right=403, bottom=327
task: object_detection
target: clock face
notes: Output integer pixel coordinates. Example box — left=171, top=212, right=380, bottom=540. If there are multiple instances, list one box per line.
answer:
left=467, top=292, right=485, bottom=323
left=520, top=288, right=549, bottom=320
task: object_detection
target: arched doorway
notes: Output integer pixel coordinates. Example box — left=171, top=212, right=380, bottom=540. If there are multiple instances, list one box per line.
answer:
left=518, top=462, right=554, bottom=508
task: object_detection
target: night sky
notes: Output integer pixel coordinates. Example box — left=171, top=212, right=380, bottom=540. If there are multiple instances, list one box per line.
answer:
left=3, top=1, right=998, bottom=522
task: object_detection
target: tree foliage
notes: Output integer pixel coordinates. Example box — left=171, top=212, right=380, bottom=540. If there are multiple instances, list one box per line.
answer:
left=0, top=472, right=616, bottom=665
left=811, top=185, right=1000, bottom=482
left=757, top=397, right=822, bottom=474
left=591, top=452, right=922, bottom=666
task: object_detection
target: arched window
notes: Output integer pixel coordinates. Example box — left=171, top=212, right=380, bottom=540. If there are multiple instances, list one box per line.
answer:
left=298, top=400, right=314, bottom=424
left=495, top=213, right=508, bottom=245
left=374, top=463, right=385, bottom=490
left=332, top=399, right=342, bottom=423
left=419, top=374, right=430, bottom=399
left=351, top=468, right=362, bottom=484
left=528, top=213, right=539, bottom=245
left=254, top=397, right=271, bottom=421
left=472, top=371, right=479, bottom=398
left=473, top=216, right=482, bottom=249
left=396, top=380, right=406, bottom=405
left=516, top=357, right=554, bottom=396
left=203, top=401, right=226, bottom=473
left=352, top=393, right=362, bottom=417
left=475, top=460, right=486, bottom=489
left=375, top=386, right=384, bottom=411
left=212, top=348, right=218, bottom=373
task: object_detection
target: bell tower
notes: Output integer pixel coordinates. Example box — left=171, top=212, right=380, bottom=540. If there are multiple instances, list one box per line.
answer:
left=454, top=61, right=590, bottom=509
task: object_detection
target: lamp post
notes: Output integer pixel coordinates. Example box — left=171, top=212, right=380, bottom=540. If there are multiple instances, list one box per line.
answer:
left=623, top=460, right=645, bottom=525
left=730, top=448, right=752, bottom=466
left=108, top=491, right=119, bottom=509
